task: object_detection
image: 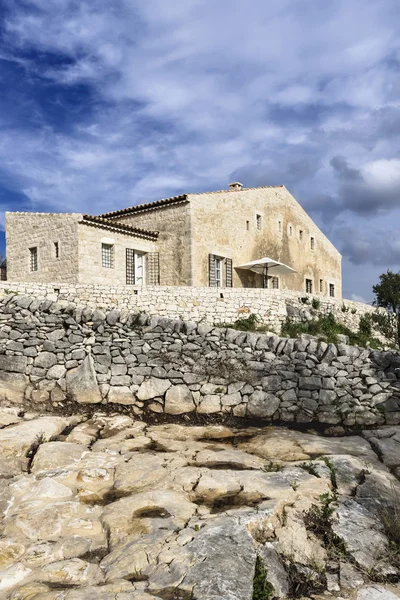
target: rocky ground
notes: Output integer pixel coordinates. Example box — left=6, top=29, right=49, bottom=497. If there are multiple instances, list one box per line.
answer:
left=0, top=408, right=399, bottom=600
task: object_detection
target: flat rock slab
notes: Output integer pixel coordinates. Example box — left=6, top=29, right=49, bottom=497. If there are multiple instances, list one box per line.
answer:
left=0, top=412, right=398, bottom=600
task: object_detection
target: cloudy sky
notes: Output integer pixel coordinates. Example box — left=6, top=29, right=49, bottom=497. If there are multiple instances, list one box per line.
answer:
left=1, top=0, right=400, bottom=300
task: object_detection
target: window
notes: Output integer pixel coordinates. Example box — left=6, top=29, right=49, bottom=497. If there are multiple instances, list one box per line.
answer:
left=54, top=242, right=59, bottom=258
left=306, top=279, right=313, bottom=293
left=320, top=279, right=324, bottom=293
left=310, top=237, right=315, bottom=250
left=256, top=214, right=262, bottom=230
left=299, top=230, right=303, bottom=240
left=215, top=257, right=223, bottom=287
left=246, top=220, right=250, bottom=231
left=102, top=243, right=114, bottom=268
left=126, top=249, right=147, bottom=284
left=289, top=226, right=293, bottom=236
left=278, top=220, right=282, bottom=233
left=29, top=247, right=38, bottom=272
left=329, top=284, right=335, bottom=297
left=270, top=276, right=279, bottom=289
left=209, top=254, right=232, bottom=287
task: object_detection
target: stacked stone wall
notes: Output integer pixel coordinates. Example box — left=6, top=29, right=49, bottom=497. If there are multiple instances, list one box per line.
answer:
left=0, top=282, right=380, bottom=334
left=0, top=293, right=399, bottom=429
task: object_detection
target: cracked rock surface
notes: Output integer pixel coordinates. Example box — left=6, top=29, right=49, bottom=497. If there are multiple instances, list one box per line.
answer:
left=0, top=408, right=399, bottom=599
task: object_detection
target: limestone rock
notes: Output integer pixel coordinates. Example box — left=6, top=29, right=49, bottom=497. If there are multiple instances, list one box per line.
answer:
left=0, top=416, right=69, bottom=459
left=180, top=518, right=257, bottom=600
left=356, top=586, right=400, bottom=600
left=137, top=378, right=171, bottom=401
left=31, top=441, right=86, bottom=474
left=39, top=558, right=104, bottom=586
left=165, top=385, right=195, bottom=414
left=247, top=391, right=280, bottom=418
left=108, top=386, right=134, bottom=405
left=331, top=499, right=392, bottom=572
left=259, top=542, right=290, bottom=598
left=66, top=355, right=102, bottom=404
left=0, top=371, right=28, bottom=403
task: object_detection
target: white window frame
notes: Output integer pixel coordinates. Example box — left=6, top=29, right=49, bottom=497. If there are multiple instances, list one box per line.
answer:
left=134, top=251, right=146, bottom=285
left=102, top=243, right=114, bottom=269
left=215, top=256, right=223, bottom=287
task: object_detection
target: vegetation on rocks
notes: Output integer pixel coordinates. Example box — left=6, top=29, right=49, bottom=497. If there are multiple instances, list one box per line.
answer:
left=252, top=556, right=274, bottom=600
left=281, top=312, right=382, bottom=348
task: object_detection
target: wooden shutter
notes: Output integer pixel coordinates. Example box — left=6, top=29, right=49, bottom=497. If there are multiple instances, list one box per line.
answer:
left=209, top=254, right=216, bottom=287
left=146, top=252, right=160, bottom=285
left=225, top=258, right=233, bottom=287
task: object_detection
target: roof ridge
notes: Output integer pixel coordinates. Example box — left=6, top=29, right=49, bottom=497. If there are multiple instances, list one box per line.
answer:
left=97, top=186, right=285, bottom=218
left=188, top=185, right=284, bottom=196
left=81, top=214, right=159, bottom=239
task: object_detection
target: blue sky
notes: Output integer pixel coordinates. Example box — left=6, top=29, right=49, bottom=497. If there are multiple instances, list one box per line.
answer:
left=1, top=0, right=400, bottom=300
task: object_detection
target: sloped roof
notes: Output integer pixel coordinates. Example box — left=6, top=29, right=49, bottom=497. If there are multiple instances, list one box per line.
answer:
left=98, top=194, right=188, bottom=219
left=81, top=214, right=158, bottom=240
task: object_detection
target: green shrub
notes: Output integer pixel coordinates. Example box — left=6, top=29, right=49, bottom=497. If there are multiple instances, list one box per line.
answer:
left=281, top=313, right=381, bottom=348
left=232, top=313, right=259, bottom=331
left=252, top=555, right=275, bottom=600
left=311, top=298, right=321, bottom=310
left=359, top=314, right=372, bottom=337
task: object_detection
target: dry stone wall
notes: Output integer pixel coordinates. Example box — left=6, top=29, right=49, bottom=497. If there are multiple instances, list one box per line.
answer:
left=0, top=293, right=399, bottom=428
left=0, top=282, right=379, bottom=333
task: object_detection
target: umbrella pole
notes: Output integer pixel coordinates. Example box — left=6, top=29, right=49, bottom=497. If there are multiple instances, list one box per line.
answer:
left=263, top=265, right=268, bottom=289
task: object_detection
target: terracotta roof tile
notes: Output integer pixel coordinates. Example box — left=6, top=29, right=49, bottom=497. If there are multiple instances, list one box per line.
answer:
left=81, top=215, right=158, bottom=240
left=98, top=194, right=188, bottom=219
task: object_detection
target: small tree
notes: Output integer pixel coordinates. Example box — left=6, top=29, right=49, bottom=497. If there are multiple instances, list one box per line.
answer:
left=372, top=270, right=400, bottom=346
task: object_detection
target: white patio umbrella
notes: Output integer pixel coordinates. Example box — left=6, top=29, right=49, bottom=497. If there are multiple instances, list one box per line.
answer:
left=236, top=257, right=297, bottom=288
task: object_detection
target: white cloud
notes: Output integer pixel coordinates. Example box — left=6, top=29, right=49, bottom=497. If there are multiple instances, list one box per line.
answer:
left=1, top=0, right=400, bottom=301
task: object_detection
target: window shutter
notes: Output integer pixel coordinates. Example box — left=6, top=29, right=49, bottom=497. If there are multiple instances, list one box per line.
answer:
left=225, top=258, right=233, bottom=287
left=126, top=248, right=135, bottom=284
left=209, top=254, right=216, bottom=287
left=146, top=252, right=160, bottom=285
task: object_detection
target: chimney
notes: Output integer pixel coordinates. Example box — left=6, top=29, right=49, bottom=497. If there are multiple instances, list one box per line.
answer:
left=229, top=181, right=243, bottom=191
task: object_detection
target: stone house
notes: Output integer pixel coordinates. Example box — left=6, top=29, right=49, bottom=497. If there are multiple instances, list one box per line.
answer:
left=5, top=183, right=342, bottom=296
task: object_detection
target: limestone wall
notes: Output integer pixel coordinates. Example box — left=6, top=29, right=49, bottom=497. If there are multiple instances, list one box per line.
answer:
left=189, top=186, right=342, bottom=295
left=77, top=222, right=156, bottom=285
left=0, top=282, right=379, bottom=333
left=5, top=212, right=80, bottom=283
left=0, top=293, right=399, bottom=428
left=111, top=202, right=192, bottom=286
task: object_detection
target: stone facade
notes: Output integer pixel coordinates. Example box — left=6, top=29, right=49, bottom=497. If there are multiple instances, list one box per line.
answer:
left=6, top=184, right=342, bottom=294
left=6, top=212, right=81, bottom=283
left=6, top=213, right=157, bottom=284
left=109, top=199, right=192, bottom=286
left=103, top=185, right=342, bottom=295
left=77, top=222, right=156, bottom=285
left=188, top=186, right=341, bottom=295
left=0, top=293, right=399, bottom=427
